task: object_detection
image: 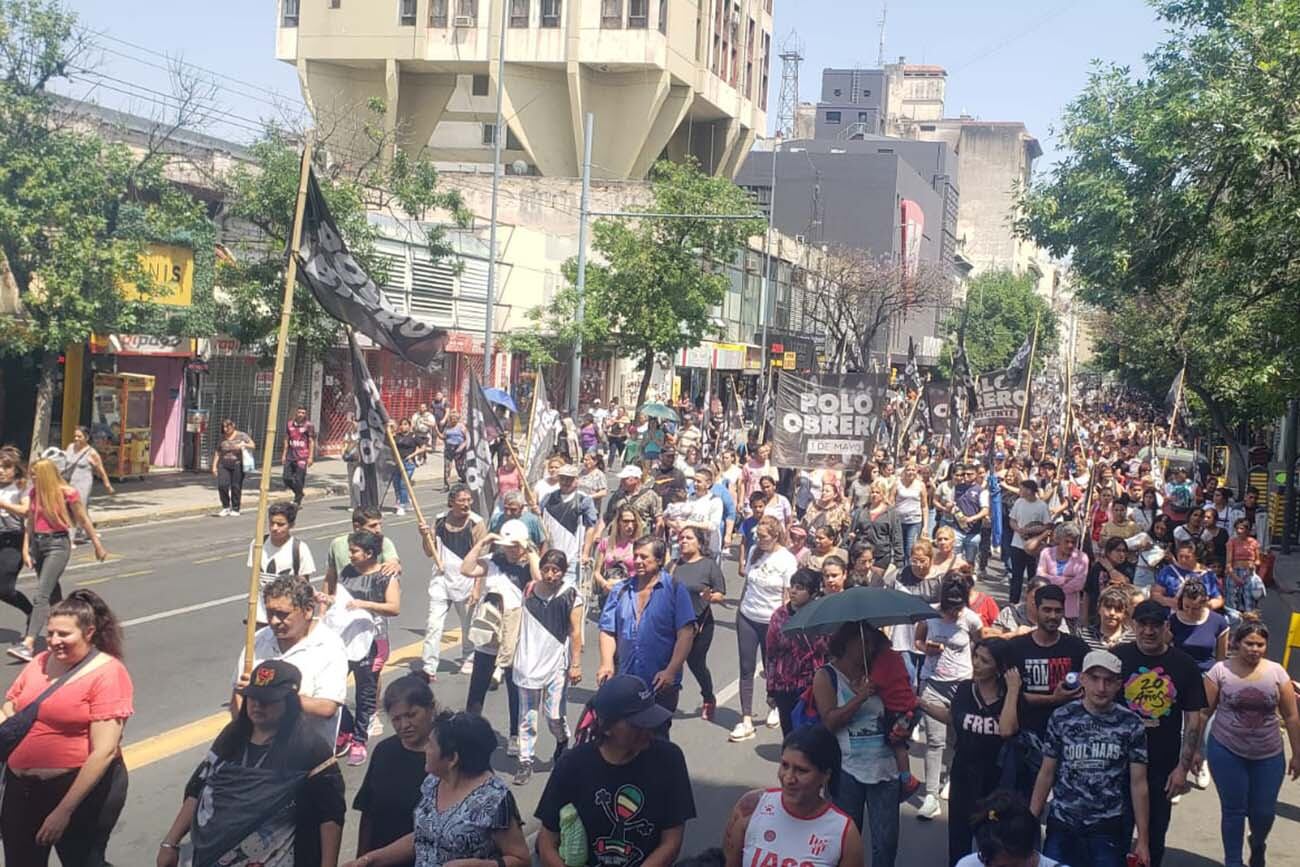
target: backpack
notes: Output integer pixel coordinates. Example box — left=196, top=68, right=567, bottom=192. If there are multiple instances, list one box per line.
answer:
left=790, top=664, right=838, bottom=730
left=262, top=535, right=304, bottom=576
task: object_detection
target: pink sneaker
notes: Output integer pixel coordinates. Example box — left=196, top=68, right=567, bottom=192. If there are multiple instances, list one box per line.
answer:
left=347, top=742, right=368, bottom=766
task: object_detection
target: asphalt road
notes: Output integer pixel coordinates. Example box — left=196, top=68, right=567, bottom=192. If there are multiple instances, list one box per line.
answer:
left=0, top=474, right=1294, bottom=866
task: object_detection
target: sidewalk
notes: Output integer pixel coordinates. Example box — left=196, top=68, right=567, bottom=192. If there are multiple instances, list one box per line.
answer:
left=85, top=455, right=450, bottom=528
left=1263, top=550, right=1300, bottom=677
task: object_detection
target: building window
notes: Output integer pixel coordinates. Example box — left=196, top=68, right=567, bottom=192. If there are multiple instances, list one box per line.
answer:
left=330, top=0, right=341, bottom=8
left=471, top=74, right=489, bottom=96
left=455, top=0, right=477, bottom=23
left=541, top=0, right=561, bottom=27
left=400, top=0, right=417, bottom=25
left=825, top=111, right=841, bottom=124
left=430, top=0, right=448, bottom=25
left=281, top=0, right=299, bottom=26
left=658, top=0, right=666, bottom=33
left=601, top=0, right=622, bottom=27
left=483, top=124, right=523, bottom=150
left=628, top=0, right=648, bottom=28
left=509, top=0, right=528, bottom=26
left=858, top=111, right=869, bottom=123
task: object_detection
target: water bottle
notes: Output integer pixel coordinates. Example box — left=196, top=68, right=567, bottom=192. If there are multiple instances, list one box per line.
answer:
left=559, top=803, right=588, bottom=867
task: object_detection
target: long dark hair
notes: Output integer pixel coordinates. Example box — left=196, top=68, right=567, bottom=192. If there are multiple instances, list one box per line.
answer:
left=50, top=589, right=124, bottom=659
left=781, top=724, right=842, bottom=796
left=210, top=691, right=311, bottom=770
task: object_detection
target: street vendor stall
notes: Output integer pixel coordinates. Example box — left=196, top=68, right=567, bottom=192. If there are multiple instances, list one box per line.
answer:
left=91, top=372, right=155, bottom=479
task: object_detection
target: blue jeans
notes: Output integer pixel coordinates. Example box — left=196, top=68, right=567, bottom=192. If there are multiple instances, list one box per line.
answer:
left=392, top=460, right=416, bottom=507
left=901, top=521, right=923, bottom=561
left=1207, top=734, right=1285, bottom=867
left=954, top=527, right=980, bottom=565
left=833, top=774, right=900, bottom=867
left=1043, top=817, right=1129, bottom=867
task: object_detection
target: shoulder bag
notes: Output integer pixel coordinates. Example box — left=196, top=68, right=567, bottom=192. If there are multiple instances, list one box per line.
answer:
left=0, top=648, right=101, bottom=763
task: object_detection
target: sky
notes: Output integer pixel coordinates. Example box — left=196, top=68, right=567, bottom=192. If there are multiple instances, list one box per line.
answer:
left=64, top=0, right=1172, bottom=171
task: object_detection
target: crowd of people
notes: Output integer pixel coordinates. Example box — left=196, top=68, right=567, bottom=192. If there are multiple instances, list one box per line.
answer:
left=0, top=384, right=1298, bottom=867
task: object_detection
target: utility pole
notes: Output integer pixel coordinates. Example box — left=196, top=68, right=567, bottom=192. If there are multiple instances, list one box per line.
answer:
left=569, top=113, right=594, bottom=418
left=877, top=0, right=888, bottom=68
left=482, top=0, right=509, bottom=386
left=759, top=136, right=781, bottom=405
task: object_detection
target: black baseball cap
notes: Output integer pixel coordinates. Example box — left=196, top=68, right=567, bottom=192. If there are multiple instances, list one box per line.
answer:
left=1132, top=600, right=1170, bottom=624
left=238, top=659, right=303, bottom=701
left=591, top=675, right=671, bottom=729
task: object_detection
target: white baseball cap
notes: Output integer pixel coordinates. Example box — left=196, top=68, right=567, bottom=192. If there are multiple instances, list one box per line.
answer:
left=618, top=465, right=643, bottom=480
left=1081, top=649, right=1122, bottom=675
left=498, top=520, right=531, bottom=547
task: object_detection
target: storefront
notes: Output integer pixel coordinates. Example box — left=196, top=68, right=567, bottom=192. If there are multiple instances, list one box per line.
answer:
left=84, top=334, right=196, bottom=470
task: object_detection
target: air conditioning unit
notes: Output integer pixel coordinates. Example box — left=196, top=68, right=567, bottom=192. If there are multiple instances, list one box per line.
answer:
left=453, top=15, right=476, bottom=27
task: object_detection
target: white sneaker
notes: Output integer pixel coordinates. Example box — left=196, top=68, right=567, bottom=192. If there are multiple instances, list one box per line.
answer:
left=459, top=656, right=475, bottom=675
left=1170, top=793, right=1182, bottom=805
left=506, top=736, right=519, bottom=757
left=395, top=506, right=407, bottom=516
left=230, top=510, right=240, bottom=517
left=1193, top=765, right=1211, bottom=790
left=939, top=780, right=950, bottom=800
left=492, top=666, right=503, bottom=685
left=765, top=707, right=780, bottom=728
left=728, top=721, right=756, bottom=742
left=917, top=794, right=941, bottom=820
left=218, top=508, right=231, bottom=517
left=368, top=716, right=383, bottom=737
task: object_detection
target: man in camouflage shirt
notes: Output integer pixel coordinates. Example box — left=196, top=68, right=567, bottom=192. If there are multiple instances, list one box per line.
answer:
left=1031, top=649, right=1151, bottom=867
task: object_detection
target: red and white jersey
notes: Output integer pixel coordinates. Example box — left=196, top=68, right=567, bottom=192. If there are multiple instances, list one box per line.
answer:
left=743, top=789, right=851, bottom=867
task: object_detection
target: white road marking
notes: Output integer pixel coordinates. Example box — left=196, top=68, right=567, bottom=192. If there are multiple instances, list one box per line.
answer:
left=120, top=577, right=326, bottom=628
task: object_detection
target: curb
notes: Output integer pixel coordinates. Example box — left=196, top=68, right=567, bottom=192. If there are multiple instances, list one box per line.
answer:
left=93, top=481, right=351, bottom=530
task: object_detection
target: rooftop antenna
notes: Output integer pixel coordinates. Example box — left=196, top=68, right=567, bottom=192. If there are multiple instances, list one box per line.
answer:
left=775, top=30, right=804, bottom=139
left=877, top=0, right=887, bottom=68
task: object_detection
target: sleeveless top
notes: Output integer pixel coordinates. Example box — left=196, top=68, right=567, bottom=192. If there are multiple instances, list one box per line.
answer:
left=435, top=513, right=480, bottom=600
left=743, top=789, right=850, bottom=867
left=895, top=478, right=923, bottom=524
left=63, top=446, right=95, bottom=500
left=827, top=663, right=893, bottom=785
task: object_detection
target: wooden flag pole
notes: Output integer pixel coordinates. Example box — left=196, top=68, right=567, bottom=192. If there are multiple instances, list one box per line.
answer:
left=1018, top=311, right=1041, bottom=435
left=503, top=433, right=537, bottom=511
left=244, top=138, right=314, bottom=673
left=385, top=422, right=428, bottom=529
left=895, top=388, right=924, bottom=462
left=1161, top=364, right=1186, bottom=478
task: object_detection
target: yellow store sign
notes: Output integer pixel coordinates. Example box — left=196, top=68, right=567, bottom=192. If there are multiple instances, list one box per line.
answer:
left=120, top=243, right=194, bottom=307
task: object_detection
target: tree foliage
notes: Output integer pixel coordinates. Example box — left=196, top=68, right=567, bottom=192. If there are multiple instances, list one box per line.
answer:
left=0, top=0, right=213, bottom=449
left=942, top=270, right=1058, bottom=377
left=1017, top=0, right=1300, bottom=467
left=802, top=247, right=951, bottom=373
left=508, top=159, right=764, bottom=407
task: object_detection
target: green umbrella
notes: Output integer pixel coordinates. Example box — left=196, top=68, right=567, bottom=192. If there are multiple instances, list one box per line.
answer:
left=782, top=586, right=935, bottom=635
left=639, top=402, right=679, bottom=423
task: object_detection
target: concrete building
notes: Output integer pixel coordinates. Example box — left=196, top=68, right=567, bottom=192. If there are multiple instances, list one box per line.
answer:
left=734, top=138, right=952, bottom=362
left=275, top=0, right=773, bottom=179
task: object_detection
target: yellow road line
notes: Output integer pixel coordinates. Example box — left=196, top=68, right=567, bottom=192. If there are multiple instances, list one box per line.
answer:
left=191, top=552, right=243, bottom=565
left=121, top=632, right=457, bottom=771
left=78, top=569, right=154, bottom=587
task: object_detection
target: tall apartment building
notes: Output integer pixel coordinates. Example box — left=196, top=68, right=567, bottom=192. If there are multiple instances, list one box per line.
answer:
left=275, top=0, right=772, bottom=179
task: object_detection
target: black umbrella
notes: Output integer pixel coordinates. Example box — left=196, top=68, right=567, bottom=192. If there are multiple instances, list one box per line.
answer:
left=782, top=586, right=935, bottom=635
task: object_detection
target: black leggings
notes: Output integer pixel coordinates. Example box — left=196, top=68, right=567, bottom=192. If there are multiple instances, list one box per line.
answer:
left=466, top=650, right=520, bottom=732
left=217, top=463, right=245, bottom=511
left=1008, top=546, right=1035, bottom=604
left=736, top=611, right=769, bottom=718
left=686, top=610, right=716, bottom=704
left=1, top=756, right=128, bottom=867
left=0, top=534, right=33, bottom=620
left=771, top=689, right=801, bottom=738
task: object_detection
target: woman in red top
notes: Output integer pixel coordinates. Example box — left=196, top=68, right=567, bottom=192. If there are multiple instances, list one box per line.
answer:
left=0, top=589, right=133, bottom=865
left=11, top=459, right=108, bottom=662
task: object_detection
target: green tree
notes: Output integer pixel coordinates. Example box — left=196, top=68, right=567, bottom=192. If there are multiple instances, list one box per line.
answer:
left=216, top=111, right=470, bottom=399
left=942, top=270, right=1058, bottom=376
left=0, top=0, right=211, bottom=451
left=1017, top=0, right=1300, bottom=483
left=508, top=158, right=764, bottom=408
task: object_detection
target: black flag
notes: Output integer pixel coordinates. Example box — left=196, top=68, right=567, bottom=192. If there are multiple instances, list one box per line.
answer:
left=1165, top=366, right=1185, bottom=412
left=1005, top=334, right=1034, bottom=385
left=464, top=372, right=501, bottom=519
left=347, top=331, right=389, bottom=510
left=904, top=337, right=923, bottom=393
left=297, top=169, right=449, bottom=369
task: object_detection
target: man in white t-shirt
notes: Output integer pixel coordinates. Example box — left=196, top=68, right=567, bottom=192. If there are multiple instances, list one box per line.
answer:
left=233, top=575, right=348, bottom=749
left=246, top=501, right=316, bottom=625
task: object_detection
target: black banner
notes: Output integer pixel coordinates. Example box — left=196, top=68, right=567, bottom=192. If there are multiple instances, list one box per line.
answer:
left=772, top=373, right=889, bottom=470
left=922, top=383, right=950, bottom=433
left=464, top=372, right=501, bottom=519
left=348, top=331, right=389, bottom=509
left=298, top=169, right=449, bottom=369
left=973, top=368, right=1032, bottom=429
